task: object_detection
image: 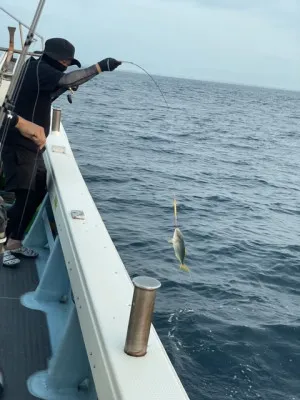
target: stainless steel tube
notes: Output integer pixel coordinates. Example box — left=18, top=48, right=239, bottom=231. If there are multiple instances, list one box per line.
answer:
left=124, top=276, right=161, bottom=357
left=51, top=107, right=61, bottom=133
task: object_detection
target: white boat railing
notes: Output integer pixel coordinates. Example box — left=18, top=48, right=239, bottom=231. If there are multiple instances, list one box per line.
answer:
left=20, top=107, right=190, bottom=399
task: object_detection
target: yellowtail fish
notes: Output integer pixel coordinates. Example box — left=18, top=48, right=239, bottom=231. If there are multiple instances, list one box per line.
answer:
left=168, top=198, right=189, bottom=272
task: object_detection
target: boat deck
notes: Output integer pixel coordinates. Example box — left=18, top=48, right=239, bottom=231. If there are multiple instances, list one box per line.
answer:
left=0, top=255, right=51, bottom=399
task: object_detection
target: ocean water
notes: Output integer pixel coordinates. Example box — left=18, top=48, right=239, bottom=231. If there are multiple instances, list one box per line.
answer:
left=55, top=71, right=300, bottom=400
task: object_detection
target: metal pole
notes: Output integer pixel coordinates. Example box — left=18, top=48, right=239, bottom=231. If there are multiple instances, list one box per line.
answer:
left=0, top=0, right=46, bottom=123
left=0, top=46, right=42, bottom=57
left=124, top=276, right=161, bottom=357
left=51, top=108, right=61, bottom=133
left=19, top=23, right=24, bottom=49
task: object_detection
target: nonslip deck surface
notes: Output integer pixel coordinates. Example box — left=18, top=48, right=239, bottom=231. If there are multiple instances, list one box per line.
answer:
left=0, top=256, right=51, bottom=399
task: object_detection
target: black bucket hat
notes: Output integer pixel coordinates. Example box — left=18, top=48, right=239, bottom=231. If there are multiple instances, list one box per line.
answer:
left=43, top=38, right=81, bottom=68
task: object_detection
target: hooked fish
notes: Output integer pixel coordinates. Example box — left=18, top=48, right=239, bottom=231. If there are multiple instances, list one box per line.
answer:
left=169, top=227, right=189, bottom=272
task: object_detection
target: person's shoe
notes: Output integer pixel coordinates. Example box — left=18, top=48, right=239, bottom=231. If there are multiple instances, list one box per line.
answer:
left=10, top=246, right=39, bottom=258
left=3, top=250, right=20, bottom=267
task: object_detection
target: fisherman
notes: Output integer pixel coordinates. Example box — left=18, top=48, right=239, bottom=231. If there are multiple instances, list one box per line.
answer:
left=0, top=110, right=45, bottom=396
left=0, top=37, right=121, bottom=267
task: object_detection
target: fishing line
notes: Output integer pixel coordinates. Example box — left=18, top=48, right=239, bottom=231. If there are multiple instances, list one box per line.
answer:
left=168, top=196, right=195, bottom=351
left=121, top=61, right=170, bottom=110
left=119, top=61, right=198, bottom=343
left=16, top=55, right=42, bottom=239
left=120, top=62, right=192, bottom=276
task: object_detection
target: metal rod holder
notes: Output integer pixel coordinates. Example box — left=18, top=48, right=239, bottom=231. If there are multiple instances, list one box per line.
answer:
left=51, top=108, right=61, bottom=134
left=2, top=27, right=16, bottom=72
left=124, top=276, right=161, bottom=357
left=8, top=26, right=16, bottom=52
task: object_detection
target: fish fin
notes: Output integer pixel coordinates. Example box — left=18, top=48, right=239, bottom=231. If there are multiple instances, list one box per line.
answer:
left=180, top=264, right=189, bottom=272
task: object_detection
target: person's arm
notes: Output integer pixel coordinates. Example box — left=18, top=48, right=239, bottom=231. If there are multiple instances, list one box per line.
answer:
left=50, top=65, right=99, bottom=102
left=16, top=116, right=46, bottom=149
left=3, top=110, right=46, bottom=149
left=55, top=58, right=121, bottom=90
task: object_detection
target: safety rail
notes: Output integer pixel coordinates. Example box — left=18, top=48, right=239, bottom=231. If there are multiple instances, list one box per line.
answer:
left=20, top=107, right=190, bottom=399
left=0, top=6, right=44, bottom=49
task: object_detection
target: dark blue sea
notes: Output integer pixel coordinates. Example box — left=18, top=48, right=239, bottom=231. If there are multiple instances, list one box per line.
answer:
left=55, top=71, right=300, bottom=400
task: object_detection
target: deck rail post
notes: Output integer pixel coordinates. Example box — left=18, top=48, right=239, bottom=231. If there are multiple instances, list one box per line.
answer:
left=124, top=276, right=161, bottom=357
left=51, top=107, right=61, bottom=134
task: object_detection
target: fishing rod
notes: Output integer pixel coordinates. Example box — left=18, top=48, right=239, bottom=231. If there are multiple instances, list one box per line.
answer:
left=0, top=0, right=46, bottom=127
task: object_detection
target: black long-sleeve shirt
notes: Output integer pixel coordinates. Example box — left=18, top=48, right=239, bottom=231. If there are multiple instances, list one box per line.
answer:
left=51, top=64, right=99, bottom=101
left=1, top=56, right=100, bottom=152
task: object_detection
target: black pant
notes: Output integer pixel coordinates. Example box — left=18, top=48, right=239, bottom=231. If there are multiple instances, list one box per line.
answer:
left=6, top=188, right=46, bottom=241
left=2, top=146, right=47, bottom=242
left=2, top=145, right=46, bottom=193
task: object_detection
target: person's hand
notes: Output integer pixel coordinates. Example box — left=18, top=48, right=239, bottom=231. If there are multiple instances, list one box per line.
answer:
left=16, top=117, right=46, bottom=150
left=98, top=58, right=122, bottom=72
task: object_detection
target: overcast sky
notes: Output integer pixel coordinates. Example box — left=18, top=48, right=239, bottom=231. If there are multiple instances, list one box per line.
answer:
left=0, top=0, right=299, bottom=90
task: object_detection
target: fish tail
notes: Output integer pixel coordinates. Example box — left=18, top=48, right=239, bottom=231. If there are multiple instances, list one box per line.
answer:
left=180, top=263, right=189, bottom=272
